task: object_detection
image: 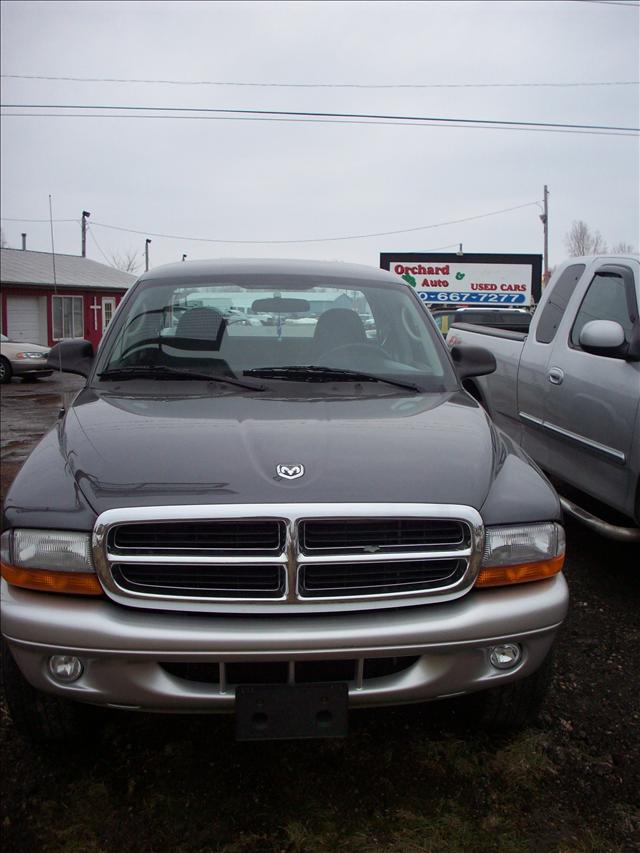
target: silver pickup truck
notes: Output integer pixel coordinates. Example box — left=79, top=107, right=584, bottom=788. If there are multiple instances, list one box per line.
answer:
left=448, top=255, right=640, bottom=542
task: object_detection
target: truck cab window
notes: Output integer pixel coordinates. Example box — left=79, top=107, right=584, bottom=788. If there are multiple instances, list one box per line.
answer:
left=570, top=272, right=637, bottom=348
left=535, top=264, right=585, bottom=344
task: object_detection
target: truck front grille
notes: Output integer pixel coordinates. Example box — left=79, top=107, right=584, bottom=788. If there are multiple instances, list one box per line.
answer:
left=111, top=563, right=286, bottom=598
left=160, top=656, right=419, bottom=686
left=94, top=504, right=483, bottom=610
left=298, top=559, right=464, bottom=597
left=300, top=519, right=466, bottom=554
left=111, top=520, right=284, bottom=556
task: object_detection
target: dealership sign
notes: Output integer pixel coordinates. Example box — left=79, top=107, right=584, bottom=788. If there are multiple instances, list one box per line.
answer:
left=379, top=253, right=542, bottom=306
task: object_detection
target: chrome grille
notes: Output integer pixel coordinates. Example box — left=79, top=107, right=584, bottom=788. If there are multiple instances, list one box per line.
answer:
left=298, top=559, right=464, bottom=597
left=300, top=519, right=466, bottom=554
left=93, top=503, right=484, bottom=612
left=110, top=520, right=284, bottom=555
left=112, top=563, right=286, bottom=598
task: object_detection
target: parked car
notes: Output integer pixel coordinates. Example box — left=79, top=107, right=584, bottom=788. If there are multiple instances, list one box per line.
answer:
left=447, top=255, right=640, bottom=541
left=284, top=315, right=316, bottom=325
left=1, top=259, right=568, bottom=743
left=224, top=309, right=263, bottom=327
left=0, top=334, right=52, bottom=384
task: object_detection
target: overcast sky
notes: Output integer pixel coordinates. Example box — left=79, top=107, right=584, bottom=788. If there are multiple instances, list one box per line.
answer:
left=1, top=0, right=638, bottom=275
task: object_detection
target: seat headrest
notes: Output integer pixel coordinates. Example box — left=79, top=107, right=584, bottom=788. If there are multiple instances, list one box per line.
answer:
left=312, top=308, right=367, bottom=353
left=175, top=307, right=226, bottom=348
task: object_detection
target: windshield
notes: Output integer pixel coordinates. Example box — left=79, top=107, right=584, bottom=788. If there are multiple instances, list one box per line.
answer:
left=96, top=273, right=456, bottom=392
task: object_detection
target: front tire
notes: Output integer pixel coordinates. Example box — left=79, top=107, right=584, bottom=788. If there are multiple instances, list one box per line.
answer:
left=0, top=356, right=12, bottom=384
left=1, top=640, right=97, bottom=743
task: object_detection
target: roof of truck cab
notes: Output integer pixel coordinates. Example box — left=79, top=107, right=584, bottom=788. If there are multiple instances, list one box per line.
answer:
left=138, top=258, right=404, bottom=283
left=556, top=254, right=639, bottom=265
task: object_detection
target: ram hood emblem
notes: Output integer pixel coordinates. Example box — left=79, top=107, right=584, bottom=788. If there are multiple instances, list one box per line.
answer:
left=276, top=463, right=305, bottom=480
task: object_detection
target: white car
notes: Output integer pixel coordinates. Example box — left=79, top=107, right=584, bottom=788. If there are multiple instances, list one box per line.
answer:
left=0, top=333, right=52, bottom=384
left=222, top=309, right=263, bottom=327
left=284, top=316, right=317, bottom=325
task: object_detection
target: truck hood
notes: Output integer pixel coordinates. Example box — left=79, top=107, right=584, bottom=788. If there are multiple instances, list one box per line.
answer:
left=62, top=387, right=500, bottom=515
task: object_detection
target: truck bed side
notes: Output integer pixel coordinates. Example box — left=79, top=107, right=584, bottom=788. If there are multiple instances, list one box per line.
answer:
left=446, top=322, right=527, bottom=440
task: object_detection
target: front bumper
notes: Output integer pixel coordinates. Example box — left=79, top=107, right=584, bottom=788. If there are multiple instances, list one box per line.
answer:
left=10, top=359, right=52, bottom=378
left=1, top=574, right=568, bottom=712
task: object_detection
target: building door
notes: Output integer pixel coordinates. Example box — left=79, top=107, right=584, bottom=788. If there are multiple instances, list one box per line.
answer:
left=6, top=295, right=45, bottom=344
left=102, top=297, right=116, bottom=335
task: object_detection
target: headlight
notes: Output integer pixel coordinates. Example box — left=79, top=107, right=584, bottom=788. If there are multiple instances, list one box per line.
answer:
left=0, top=529, right=103, bottom=596
left=15, top=352, right=47, bottom=360
left=475, top=522, right=565, bottom=588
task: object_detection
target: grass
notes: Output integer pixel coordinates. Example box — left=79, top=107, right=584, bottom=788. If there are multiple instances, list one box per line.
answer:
left=2, top=701, right=633, bottom=853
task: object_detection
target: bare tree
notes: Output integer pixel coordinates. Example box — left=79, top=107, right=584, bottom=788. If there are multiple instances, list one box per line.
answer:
left=611, top=241, right=637, bottom=254
left=565, top=220, right=608, bottom=256
left=109, top=249, right=141, bottom=273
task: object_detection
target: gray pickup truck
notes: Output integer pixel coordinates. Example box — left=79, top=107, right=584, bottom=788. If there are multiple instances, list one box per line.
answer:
left=448, top=255, right=640, bottom=542
left=1, top=259, right=568, bottom=743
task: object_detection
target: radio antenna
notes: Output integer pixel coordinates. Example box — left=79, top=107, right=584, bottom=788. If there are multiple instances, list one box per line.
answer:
left=48, top=194, right=58, bottom=294
left=48, top=194, right=63, bottom=379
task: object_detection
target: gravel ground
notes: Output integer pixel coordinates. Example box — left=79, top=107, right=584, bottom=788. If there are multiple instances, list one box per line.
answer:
left=1, top=373, right=638, bottom=852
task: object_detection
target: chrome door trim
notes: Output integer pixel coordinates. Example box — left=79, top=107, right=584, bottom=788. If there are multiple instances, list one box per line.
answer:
left=519, top=412, right=626, bottom=463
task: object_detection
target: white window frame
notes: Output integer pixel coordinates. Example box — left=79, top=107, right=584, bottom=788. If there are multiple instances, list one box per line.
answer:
left=52, top=295, right=84, bottom=340
left=102, top=297, right=117, bottom=334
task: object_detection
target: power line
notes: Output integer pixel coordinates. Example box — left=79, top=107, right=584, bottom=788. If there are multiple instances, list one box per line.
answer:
left=571, top=1, right=639, bottom=7
left=3, top=111, right=634, bottom=137
left=2, top=200, right=541, bottom=246
left=2, top=103, right=637, bottom=134
left=2, top=73, right=638, bottom=89
left=87, top=225, right=112, bottom=265
left=87, top=202, right=541, bottom=245
left=0, top=216, right=78, bottom=223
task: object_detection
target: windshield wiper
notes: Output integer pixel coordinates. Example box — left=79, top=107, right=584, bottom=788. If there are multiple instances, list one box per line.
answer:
left=243, top=365, right=422, bottom=392
left=98, top=366, right=265, bottom=391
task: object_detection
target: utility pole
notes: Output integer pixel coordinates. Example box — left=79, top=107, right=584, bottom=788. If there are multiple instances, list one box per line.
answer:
left=540, top=186, right=549, bottom=287
left=145, top=238, right=151, bottom=272
left=81, top=210, right=91, bottom=257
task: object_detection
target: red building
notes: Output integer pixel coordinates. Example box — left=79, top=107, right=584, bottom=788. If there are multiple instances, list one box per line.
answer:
left=0, top=248, right=135, bottom=349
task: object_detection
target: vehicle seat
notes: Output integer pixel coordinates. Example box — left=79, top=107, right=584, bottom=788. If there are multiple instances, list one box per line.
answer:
left=165, top=306, right=233, bottom=374
left=175, top=307, right=226, bottom=350
left=312, top=308, right=367, bottom=356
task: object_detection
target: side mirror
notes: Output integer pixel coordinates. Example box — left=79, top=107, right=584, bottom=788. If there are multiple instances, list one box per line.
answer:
left=46, top=339, right=95, bottom=377
left=449, top=344, right=496, bottom=380
left=578, top=320, right=630, bottom=359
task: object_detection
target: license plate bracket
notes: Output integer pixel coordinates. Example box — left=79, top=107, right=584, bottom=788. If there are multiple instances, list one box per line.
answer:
left=235, top=682, right=348, bottom=741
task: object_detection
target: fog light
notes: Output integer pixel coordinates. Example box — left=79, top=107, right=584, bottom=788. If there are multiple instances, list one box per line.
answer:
left=48, top=655, right=83, bottom=683
left=488, top=643, right=522, bottom=670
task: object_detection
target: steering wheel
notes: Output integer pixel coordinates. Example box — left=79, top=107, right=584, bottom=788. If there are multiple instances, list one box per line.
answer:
left=400, top=305, right=424, bottom=342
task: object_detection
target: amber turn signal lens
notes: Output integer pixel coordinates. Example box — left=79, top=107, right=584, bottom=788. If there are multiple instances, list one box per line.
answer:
left=0, top=562, right=104, bottom=596
left=475, top=554, right=564, bottom=588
